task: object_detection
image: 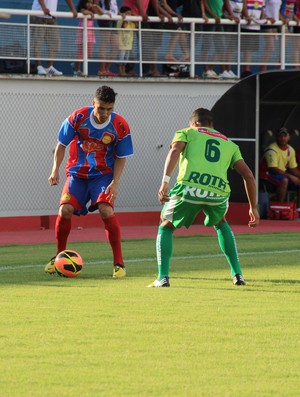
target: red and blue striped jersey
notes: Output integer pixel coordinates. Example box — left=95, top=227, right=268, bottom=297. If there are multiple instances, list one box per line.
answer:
left=58, top=106, right=134, bottom=178
left=280, top=0, right=297, bottom=18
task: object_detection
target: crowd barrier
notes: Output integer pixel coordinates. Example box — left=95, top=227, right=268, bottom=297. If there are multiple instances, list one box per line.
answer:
left=0, top=8, right=299, bottom=78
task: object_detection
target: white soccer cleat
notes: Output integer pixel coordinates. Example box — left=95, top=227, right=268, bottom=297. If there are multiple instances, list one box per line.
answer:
left=147, top=276, right=170, bottom=288
left=46, top=66, right=63, bottom=76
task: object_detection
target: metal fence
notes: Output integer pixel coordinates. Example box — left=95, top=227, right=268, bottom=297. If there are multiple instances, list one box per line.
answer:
left=0, top=78, right=231, bottom=217
left=0, top=8, right=299, bottom=78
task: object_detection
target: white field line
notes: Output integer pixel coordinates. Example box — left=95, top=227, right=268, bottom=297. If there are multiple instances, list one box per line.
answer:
left=1, top=249, right=300, bottom=271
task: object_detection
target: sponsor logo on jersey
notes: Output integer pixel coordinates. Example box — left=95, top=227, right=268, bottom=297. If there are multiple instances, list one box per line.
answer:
left=183, top=186, right=223, bottom=199
left=188, top=171, right=227, bottom=190
left=62, top=193, right=71, bottom=202
left=197, top=128, right=228, bottom=141
left=102, top=135, right=112, bottom=144
left=82, top=140, right=104, bottom=152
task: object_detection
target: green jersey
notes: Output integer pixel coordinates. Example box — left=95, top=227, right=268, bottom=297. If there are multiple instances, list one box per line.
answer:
left=172, top=126, right=243, bottom=196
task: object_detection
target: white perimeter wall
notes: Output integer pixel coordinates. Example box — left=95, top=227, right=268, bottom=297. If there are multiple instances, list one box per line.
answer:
left=0, top=76, right=233, bottom=217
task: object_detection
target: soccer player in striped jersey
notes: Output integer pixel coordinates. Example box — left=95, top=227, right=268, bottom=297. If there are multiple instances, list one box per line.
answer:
left=45, top=86, right=133, bottom=278
left=148, top=108, right=259, bottom=287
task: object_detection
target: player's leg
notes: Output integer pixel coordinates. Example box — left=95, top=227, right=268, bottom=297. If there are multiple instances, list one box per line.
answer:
left=98, top=202, right=126, bottom=278
left=277, top=178, right=289, bottom=202
left=45, top=176, right=88, bottom=274
left=214, top=217, right=245, bottom=285
left=55, top=204, right=74, bottom=254
left=89, top=175, right=125, bottom=278
left=203, top=201, right=245, bottom=285
left=149, top=220, right=174, bottom=287
left=45, top=204, right=74, bottom=275
left=264, top=172, right=287, bottom=202
left=148, top=194, right=198, bottom=287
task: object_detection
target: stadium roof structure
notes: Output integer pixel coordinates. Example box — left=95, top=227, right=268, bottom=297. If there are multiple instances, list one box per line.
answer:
left=212, top=70, right=300, bottom=202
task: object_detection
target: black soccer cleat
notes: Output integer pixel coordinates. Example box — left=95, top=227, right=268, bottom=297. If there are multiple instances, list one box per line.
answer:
left=232, top=274, right=246, bottom=286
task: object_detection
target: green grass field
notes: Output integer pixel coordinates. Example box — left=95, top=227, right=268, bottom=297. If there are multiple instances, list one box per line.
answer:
left=0, top=232, right=299, bottom=397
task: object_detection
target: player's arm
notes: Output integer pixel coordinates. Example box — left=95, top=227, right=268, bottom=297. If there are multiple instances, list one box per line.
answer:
left=65, top=0, right=78, bottom=17
left=286, top=167, right=300, bottom=184
left=158, top=141, right=186, bottom=204
left=105, top=157, right=127, bottom=202
left=38, top=0, right=51, bottom=16
left=48, top=143, right=66, bottom=186
left=269, top=165, right=300, bottom=185
left=135, top=0, right=149, bottom=21
left=223, top=0, right=240, bottom=22
left=201, top=0, right=209, bottom=23
left=233, top=159, right=260, bottom=227
left=204, top=0, right=220, bottom=23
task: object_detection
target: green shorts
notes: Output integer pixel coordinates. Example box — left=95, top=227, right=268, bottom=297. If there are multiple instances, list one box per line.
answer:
left=161, top=183, right=230, bottom=228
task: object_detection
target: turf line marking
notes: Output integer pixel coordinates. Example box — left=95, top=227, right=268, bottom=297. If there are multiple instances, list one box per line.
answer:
left=1, top=248, right=300, bottom=272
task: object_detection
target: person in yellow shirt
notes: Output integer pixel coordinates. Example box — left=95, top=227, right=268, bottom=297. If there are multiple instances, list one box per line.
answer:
left=260, top=127, right=300, bottom=209
left=117, top=6, right=137, bottom=76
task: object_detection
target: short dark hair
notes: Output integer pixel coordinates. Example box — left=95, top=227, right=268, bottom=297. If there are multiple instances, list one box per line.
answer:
left=120, top=6, right=131, bottom=13
left=190, top=108, right=213, bottom=126
left=76, top=0, right=90, bottom=12
left=95, top=86, right=117, bottom=103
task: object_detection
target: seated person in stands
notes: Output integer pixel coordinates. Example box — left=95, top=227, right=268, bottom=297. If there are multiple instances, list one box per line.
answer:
left=260, top=127, right=300, bottom=210
left=296, top=147, right=300, bottom=170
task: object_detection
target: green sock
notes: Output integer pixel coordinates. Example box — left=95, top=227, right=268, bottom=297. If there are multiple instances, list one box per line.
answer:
left=214, top=221, right=242, bottom=277
left=156, top=225, right=174, bottom=280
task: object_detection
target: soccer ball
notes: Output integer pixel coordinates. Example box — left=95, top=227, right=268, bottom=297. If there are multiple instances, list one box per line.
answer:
left=54, top=250, right=83, bottom=278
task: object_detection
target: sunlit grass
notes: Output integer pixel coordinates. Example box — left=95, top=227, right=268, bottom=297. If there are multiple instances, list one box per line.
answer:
left=0, top=233, right=299, bottom=396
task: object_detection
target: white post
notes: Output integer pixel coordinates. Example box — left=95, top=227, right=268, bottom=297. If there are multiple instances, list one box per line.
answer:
left=255, top=73, right=260, bottom=205
left=83, top=17, right=88, bottom=76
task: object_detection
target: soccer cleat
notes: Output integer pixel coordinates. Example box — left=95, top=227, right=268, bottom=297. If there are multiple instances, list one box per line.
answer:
left=219, top=70, right=232, bottom=79
left=202, top=69, right=219, bottom=79
left=46, top=65, right=63, bottom=76
left=74, top=70, right=86, bottom=77
left=147, top=276, right=170, bottom=288
left=113, top=264, right=126, bottom=278
left=45, top=256, right=56, bottom=274
left=70, top=62, right=86, bottom=77
left=232, top=274, right=246, bottom=286
left=227, top=70, right=238, bottom=78
left=37, top=65, right=47, bottom=75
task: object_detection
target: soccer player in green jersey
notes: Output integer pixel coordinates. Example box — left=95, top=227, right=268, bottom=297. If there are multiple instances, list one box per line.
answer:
left=148, top=108, right=260, bottom=287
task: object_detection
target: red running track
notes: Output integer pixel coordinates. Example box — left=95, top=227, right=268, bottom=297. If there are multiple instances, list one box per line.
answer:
left=0, top=220, right=299, bottom=246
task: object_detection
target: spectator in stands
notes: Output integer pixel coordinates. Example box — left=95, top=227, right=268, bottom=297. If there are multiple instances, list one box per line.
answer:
left=296, top=146, right=300, bottom=177
left=260, top=0, right=283, bottom=72
left=117, top=6, right=137, bottom=76
left=293, top=0, right=300, bottom=68
left=96, top=0, right=119, bottom=76
left=259, top=127, right=300, bottom=209
left=122, top=0, right=150, bottom=22
left=120, top=0, right=162, bottom=76
left=143, top=0, right=173, bottom=76
left=181, top=0, right=208, bottom=76
left=202, top=0, right=227, bottom=79
left=72, top=0, right=104, bottom=76
left=240, top=0, right=265, bottom=78
left=31, top=0, right=77, bottom=76
left=223, top=0, right=249, bottom=78
left=162, top=0, right=189, bottom=64
left=280, top=0, right=300, bottom=68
